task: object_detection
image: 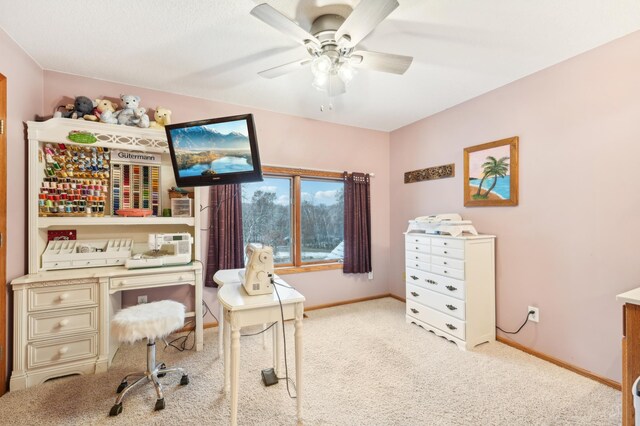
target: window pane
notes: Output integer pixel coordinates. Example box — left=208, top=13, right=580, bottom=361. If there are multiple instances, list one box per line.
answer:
left=241, top=177, right=292, bottom=264
left=300, top=179, right=344, bottom=262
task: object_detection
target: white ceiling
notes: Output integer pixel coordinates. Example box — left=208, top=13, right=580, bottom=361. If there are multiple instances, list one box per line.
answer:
left=1, top=0, right=640, bottom=131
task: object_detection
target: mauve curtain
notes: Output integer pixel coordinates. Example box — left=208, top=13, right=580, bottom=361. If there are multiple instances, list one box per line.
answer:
left=343, top=172, right=372, bottom=274
left=204, top=184, right=245, bottom=288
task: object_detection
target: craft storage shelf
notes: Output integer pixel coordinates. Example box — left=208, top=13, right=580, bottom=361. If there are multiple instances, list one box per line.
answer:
left=10, top=118, right=204, bottom=390
left=26, top=118, right=201, bottom=273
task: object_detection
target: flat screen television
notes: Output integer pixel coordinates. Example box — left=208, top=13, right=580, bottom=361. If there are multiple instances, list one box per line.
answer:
left=165, top=113, right=263, bottom=187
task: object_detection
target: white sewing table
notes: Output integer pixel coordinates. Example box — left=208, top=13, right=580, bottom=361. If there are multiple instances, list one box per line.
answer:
left=216, top=269, right=305, bottom=426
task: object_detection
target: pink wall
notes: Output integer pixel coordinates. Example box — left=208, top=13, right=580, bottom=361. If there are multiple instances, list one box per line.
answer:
left=0, top=29, right=44, bottom=281
left=389, top=31, right=640, bottom=382
left=42, top=71, right=391, bottom=319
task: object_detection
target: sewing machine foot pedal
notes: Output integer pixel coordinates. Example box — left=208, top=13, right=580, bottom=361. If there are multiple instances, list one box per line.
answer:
left=261, top=368, right=278, bottom=386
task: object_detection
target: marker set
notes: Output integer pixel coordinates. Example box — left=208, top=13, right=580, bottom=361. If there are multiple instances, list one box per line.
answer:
left=111, top=163, right=161, bottom=216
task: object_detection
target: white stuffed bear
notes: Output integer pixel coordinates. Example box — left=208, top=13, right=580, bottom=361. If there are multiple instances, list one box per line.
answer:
left=134, top=107, right=150, bottom=128
left=112, top=94, right=142, bottom=126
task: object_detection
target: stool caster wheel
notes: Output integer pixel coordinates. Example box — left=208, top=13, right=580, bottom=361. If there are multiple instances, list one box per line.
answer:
left=116, top=381, right=127, bottom=393
left=157, top=363, right=167, bottom=378
left=109, top=403, right=123, bottom=416
left=154, top=398, right=165, bottom=411
left=180, top=374, right=189, bottom=385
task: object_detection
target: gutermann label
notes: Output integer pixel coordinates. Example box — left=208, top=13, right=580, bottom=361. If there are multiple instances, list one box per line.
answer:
left=111, top=150, right=162, bottom=165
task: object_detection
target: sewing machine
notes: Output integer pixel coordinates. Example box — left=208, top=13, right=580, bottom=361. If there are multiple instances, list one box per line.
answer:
left=125, top=233, right=193, bottom=269
left=238, top=243, right=274, bottom=295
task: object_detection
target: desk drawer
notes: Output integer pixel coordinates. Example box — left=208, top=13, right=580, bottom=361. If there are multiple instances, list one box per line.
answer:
left=110, top=272, right=195, bottom=290
left=28, top=308, right=98, bottom=340
left=28, top=334, right=97, bottom=369
left=28, top=283, right=98, bottom=312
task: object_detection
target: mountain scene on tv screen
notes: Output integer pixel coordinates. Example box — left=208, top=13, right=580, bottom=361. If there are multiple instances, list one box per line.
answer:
left=171, top=122, right=254, bottom=177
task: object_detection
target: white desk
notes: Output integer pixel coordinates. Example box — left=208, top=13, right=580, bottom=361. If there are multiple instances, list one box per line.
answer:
left=217, top=270, right=305, bottom=426
left=10, top=263, right=203, bottom=390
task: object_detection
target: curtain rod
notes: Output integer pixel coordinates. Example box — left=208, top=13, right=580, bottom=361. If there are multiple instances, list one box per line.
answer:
left=264, top=163, right=375, bottom=177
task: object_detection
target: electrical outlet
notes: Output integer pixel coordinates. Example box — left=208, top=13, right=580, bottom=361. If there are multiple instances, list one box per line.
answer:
left=528, top=306, right=539, bottom=323
left=138, top=295, right=148, bottom=304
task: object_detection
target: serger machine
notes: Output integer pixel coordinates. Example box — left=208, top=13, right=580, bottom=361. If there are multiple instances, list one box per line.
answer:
left=125, top=233, right=193, bottom=269
left=239, top=243, right=274, bottom=295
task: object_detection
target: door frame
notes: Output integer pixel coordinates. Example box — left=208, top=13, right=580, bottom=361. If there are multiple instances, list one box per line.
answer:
left=0, top=73, right=7, bottom=395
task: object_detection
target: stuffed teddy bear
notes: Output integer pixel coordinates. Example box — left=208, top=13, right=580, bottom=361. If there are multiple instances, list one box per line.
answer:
left=149, top=107, right=172, bottom=129
left=111, top=94, right=143, bottom=126
left=133, top=107, right=150, bottom=128
left=54, top=96, right=95, bottom=119
left=84, top=98, right=118, bottom=123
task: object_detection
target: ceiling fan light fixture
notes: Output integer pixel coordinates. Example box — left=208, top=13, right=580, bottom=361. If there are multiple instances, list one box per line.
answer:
left=312, top=72, right=329, bottom=91
left=337, top=61, right=356, bottom=84
left=311, top=54, right=332, bottom=76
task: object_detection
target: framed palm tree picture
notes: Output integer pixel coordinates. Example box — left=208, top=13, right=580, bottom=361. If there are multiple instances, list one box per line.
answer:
left=464, top=136, right=519, bottom=206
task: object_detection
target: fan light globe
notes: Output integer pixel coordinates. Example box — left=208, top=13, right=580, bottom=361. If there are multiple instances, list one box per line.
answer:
left=338, top=62, right=356, bottom=84
left=311, top=54, right=332, bottom=75
left=312, top=72, right=329, bottom=91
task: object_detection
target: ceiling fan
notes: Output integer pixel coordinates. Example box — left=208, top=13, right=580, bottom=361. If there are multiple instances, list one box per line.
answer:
left=250, top=0, right=413, bottom=97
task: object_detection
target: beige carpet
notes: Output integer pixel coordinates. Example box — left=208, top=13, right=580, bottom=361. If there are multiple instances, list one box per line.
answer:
left=0, top=298, right=621, bottom=425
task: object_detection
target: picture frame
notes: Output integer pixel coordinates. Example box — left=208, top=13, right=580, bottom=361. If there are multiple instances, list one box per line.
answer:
left=464, top=136, right=518, bottom=207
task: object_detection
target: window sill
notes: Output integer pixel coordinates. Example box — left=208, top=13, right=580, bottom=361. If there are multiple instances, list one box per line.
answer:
left=275, top=263, right=343, bottom=275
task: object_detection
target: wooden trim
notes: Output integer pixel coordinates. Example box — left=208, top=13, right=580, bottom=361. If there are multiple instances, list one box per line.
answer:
left=276, top=263, right=343, bottom=275
left=293, top=175, right=301, bottom=266
left=304, top=293, right=393, bottom=312
left=263, top=165, right=343, bottom=180
left=497, top=336, right=621, bottom=390
left=0, top=73, right=6, bottom=396
left=388, top=293, right=406, bottom=303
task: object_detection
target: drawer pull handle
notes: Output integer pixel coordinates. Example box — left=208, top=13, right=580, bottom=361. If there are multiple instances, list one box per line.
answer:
left=444, top=270, right=448, bottom=274
left=445, top=285, right=457, bottom=292
left=415, top=247, right=419, bottom=250
left=426, top=279, right=437, bottom=285
left=59, top=293, right=69, bottom=301
left=445, top=323, right=457, bottom=330
left=444, top=251, right=448, bottom=254
left=410, top=308, right=419, bottom=314
left=58, top=346, right=69, bottom=355
left=444, top=242, right=448, bottom=246
left=59, top=319, right=70, bottom=327
left=410, top=275, right=418, bottom=280
left=410, top=291, right=419, bottom=297
left=415, top=256, right=419, bottom=260
left=445, top=304, right=457, bottom=311
left=415, top=264, right=419, bottom=267
left=444, top=262, right=447, bottom=265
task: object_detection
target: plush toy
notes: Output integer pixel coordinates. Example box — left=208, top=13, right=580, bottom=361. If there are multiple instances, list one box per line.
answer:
left=133, top=107, right=150, bottom=128
left=85, top=98, right=118, bottom=123
left=149, top=107, right=172, bottom=129
left=54, top=96, right=95, bottom=119
left=111, top=94, right=143, bottom=126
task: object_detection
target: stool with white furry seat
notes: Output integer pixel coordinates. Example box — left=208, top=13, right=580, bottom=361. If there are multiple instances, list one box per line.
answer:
left=109, top=300, right=189, bottom=416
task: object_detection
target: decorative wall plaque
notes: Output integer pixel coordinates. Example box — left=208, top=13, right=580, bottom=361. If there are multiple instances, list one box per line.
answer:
left=404, top=164, right=455, bottom=183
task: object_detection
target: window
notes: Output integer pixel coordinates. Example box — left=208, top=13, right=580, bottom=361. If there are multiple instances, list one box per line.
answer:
left=241, top=167, right=344, bottom=273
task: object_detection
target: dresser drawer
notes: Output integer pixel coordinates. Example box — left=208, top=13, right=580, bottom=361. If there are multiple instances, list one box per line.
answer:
left=431, top=245, right=464, bottom=260
left=422, top=271, right=466, bottom=300
left=71, top=259, right=107, bottom=268
left=407, top=252, right=430, bottom=263
left=406, top=259, right=430, bottom=272
left=28, top=334, right=98, bottom=369
left=110, top=272, right=195, bottom=290
left=405, top=242, right=430, bottom=253
left=405, top=234, right=430, bottom=245
left=406, top=301, right=465, bottom=340
left=430, top=255, right=464, bottom=270
left=431, top=264, right=465, bottom=280
left=431, top=238, right=464, bottom=250
left=28, top=308, right=98, bottom=340
left=28, top=283, right=98, bottom=313
left=407, top=284, right=465, bottom=320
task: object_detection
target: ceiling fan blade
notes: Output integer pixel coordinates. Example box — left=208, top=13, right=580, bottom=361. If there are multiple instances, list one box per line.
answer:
left=335, top=0, right=399, bottom=48
left=258, top=58, right=311, bottom=79
left=351, top=50, right=413, bottom=74
left=328, top=75, right=346, bottom=97
left=251, top=3, right=320, bottom=48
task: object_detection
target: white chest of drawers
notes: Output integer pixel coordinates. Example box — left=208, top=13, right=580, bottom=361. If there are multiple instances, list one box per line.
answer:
left=404, top=232, right=496, bottom=350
